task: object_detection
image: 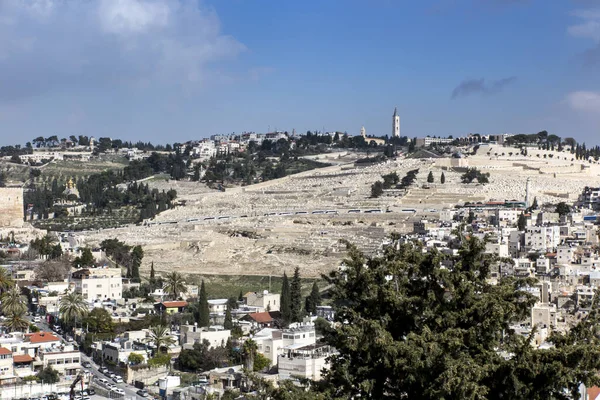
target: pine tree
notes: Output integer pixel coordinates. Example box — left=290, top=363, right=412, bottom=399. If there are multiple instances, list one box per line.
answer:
left=198, top=280, right=210, bottom=327
left=309, top=237, right=600, bottom=399
left=427, top=171, right=434, bottom=183
left=281, top=272, right=291, bottom=325
left=440, top=172, right=446, bottom=184
left=224, top=306, right=233, bottom=330
left=290, top=267, right=302, bottom=322
left=238, top=290, right=244, bottom=303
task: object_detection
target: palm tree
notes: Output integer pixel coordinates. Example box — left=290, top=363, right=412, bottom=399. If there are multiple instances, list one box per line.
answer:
left=0, top=267, right=13, bottom=293
left=242, top=338, right=257, bottom=371
left=59, top=292, right=88, bottom=327
left=4, top=312, right=29, bottom=332
left=1, top=286, right=27, bottom=316
left=163, top=272, right=186, bottom=300
left=149, top=325, right=175, bottom=355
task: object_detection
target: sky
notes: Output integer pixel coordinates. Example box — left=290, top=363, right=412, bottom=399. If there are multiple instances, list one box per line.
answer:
left=0, top=0, right=599, bottom=146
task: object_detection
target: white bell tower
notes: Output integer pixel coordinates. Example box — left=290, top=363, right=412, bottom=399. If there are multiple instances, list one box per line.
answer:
left=392, top=107, right=400, bottom=137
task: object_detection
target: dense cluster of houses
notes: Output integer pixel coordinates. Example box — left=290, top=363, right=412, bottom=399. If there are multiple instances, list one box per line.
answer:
left=410, top=198, right=600, bottom=347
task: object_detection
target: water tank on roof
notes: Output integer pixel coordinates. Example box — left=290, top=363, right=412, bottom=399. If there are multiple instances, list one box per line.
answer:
left=263, top=290, right=269, bottom=295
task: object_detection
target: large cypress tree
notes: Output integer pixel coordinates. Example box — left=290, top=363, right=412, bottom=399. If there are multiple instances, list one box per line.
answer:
left=304, top=281, right=321, bottom=315
left=149, top=262, right=156, bottom=285
left=281, top=272, right=291, bottom=325
left=198, top=280, right=210, bottom=327
left=130, top=245, right=143, bottom=281
left=223, top=306, right=233, bottom=330
left=290, top=267, right=302, bottom=322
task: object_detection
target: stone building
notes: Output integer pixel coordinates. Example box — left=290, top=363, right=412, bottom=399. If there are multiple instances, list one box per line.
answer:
left=0, top=188, right=23, bottom=228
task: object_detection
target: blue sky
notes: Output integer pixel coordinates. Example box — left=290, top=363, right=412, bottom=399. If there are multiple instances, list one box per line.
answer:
left=0, top=0, right=599, bottom=146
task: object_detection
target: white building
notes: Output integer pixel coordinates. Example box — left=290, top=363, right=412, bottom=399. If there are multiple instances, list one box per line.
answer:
left=278, top=343, right=333, bottom=381
left=180, top=324, right=231, bottom=350
left=556, top=245, right=577, bottom=264
left=525, top=226, right=560, bottom=252
left=72, top=267, right=123, bottom=301
left=244, top=291, right=280, bottom=312
left=495, top=209, right=519, bottom=226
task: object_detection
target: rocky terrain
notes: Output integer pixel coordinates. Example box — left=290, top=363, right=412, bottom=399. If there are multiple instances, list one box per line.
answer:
left=76, top=148, right=600, bottom=278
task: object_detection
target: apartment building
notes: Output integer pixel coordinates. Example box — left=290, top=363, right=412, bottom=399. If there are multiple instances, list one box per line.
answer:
left=72, top=267, right=123, bottom=301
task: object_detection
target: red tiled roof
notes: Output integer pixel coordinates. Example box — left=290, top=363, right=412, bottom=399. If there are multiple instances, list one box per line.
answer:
left=13, top=354, right=33, bottom=363
left=248, top=311, right=281, bottom=323
left=26, top=332, right=60, bottom=344
left=589, top=387, right=600, bottom=400
left=161, top=301, right=188, bottom=308
left=0, top=347, right=11, bottom=355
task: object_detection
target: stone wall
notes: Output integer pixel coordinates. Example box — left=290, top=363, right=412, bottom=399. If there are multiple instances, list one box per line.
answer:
left=126, top=364, right=168, bottom=385
left=0, top=187, right=23, bottom=228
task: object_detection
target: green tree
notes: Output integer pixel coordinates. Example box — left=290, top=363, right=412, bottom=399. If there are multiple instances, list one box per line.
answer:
left=73, top=247, right=94, bottom=268
left=1, top=286, right=27, bottom=316
left=517, top=213, right=527, bottom=231
left=59, top=292, right=88, bottom=326
left=304, top=281, right=322, bottom=315
left=467, top=210, right=475, bottom=224
left=0, top=267, right=12, bottom=293
left=83, top=308, right=114, bottom=333
left=281, top=272, right=291, bottom=325
left=130, top=245, right=143, bottom=281
left=149, top=261, right=156, bottom=286
left=127, top=352, right=145, bottom=365
left=242, top=338, right=258, bottom=371
left=427, top=171, right=434, bottom=183
left=149, top=324, right=175, bottom=354
left=370, top=181, right=384, bottom=198
left=223, top=307, right=233, bottom=330
left=440, top=171, right=446, bottom=184
left=198, top=280, right=210, bottom=327
left=555, top=201, right=571, bottom=217
left=531, top=196, right=538, bottom=210
left=253, top=352, right=271, bottom=372
left=37, top=366, right=59, bottom=384
left=308, top=237, right=600, bottom=400
left=290, top=267, right=302, bottom=322
left=4, top=312, right=29, bottom=332
left=164, top=272, right=187, bottom=300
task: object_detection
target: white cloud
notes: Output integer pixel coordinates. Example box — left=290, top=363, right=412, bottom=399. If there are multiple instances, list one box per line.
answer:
left=98, top=0, right=170, bottom=35
left=568, top=8, right=600, bottom=41
left=0, top=0, right=246, bottom=101
left=565, top=91, right=600, bottom=113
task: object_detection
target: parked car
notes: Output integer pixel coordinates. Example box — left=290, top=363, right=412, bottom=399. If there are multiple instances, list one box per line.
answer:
left=112, top=376, right=123, bottom=384
left=112, top=388, right=125, bottom=395
left=136, top=389, right=149, bottom=398
left=81, top=361, right=91, bottom=368
left=33, top=316, right=42, bottom=323
left=99, top=366, right=108, bottom=374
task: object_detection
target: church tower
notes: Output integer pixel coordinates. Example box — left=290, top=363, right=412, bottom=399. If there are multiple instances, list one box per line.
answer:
left=392, top=107, right=400, bottom=137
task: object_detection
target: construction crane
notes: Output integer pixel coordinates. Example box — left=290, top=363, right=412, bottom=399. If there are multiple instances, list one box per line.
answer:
left=69, top=373, right=84, bottom=400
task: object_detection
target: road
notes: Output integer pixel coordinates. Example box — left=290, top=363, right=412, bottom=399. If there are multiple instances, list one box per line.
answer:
left=31, top=317, right=147, bottom=400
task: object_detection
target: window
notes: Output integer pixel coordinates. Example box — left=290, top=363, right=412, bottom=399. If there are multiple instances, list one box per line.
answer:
left=83, top=284, right=88, bottom=288
left=96, top=284, right=102, bottom=288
